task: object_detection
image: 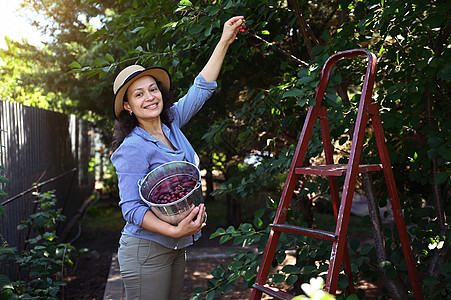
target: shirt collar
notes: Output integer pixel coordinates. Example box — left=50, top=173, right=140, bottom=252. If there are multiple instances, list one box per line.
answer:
left=132, top=124, right=171, bottom=142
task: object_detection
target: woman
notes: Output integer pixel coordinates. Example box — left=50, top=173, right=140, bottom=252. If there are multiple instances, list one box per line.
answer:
left=110, top=16, right=245, bottom=300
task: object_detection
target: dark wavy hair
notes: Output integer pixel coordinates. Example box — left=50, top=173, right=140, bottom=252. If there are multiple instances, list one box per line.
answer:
left=111, top=79, right=174, bottom=151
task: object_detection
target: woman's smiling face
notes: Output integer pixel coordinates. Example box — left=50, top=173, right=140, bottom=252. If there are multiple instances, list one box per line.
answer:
left=124, top=75, right=163, bottom=121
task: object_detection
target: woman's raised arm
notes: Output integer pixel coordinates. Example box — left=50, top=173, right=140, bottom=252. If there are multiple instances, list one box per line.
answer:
left=200, top=16, right=245, bottom=82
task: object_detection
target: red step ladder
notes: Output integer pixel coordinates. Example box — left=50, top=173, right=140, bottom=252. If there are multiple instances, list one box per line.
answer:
left=250, top=49, right=423, bottom=300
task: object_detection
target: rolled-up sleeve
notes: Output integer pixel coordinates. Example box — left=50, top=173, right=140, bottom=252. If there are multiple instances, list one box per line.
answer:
left=111, top=141, right=150, bottom=227
left=172, top=74, right=217, bottom=127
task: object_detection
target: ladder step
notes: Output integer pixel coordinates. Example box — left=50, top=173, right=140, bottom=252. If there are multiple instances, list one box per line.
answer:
left=252, top=283, right=295, bottom=299
left=295, top=163, right=382, bottom=176
left=271, top=224, right=337, bottom=241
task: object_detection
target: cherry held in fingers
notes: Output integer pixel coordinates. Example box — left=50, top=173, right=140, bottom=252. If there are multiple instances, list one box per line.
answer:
left=239, top=21, right=248, bottom=34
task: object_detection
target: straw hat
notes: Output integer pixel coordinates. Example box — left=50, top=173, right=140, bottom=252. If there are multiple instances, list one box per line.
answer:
left=113, top=65, right=171, bottom=118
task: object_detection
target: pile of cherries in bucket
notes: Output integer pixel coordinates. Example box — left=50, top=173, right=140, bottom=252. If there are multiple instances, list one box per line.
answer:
left=150, top=175, right=197, bottom=205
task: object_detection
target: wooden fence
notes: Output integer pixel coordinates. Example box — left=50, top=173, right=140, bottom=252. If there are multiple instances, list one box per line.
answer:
left=0, top=100, right=100, bottom=276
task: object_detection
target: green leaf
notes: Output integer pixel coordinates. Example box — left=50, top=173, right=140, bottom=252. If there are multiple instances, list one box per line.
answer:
left=379, top=260, right=392, bottom=270
left=272, top=273, right=285, bottom=284
left=206, top=290, right=216, bottom=300
left=0, top=274, right=11, bottom=288
left=105, top=53, right=114, bottom=62
left=424, top=13, right=443, bottom=28
left=240, top=223, right=253, bottom=232
left=321, top=29, right=331, bottom=42
left=210, top=228, right=226, bottom=238
left=131, top=26, right=145, bottom=33
left=0, top=245, right=14, bottom=255
left=428, top=137, right=443, bottom=148
left=440, top=262, right=451, bottom=275
left=92, top=57, right=104, bottom=67
left=423, top=275, right=440, bottom=287
left=206, top=5, right=220, bottom=15
left=189, top=25, right=204, bottom=35
left=296, top=97, right=308, bottom=107
left=69, top=61, right=81, bottom=69
left=221, top=281, right=235, bottom=294
left=254, top=217, right=263, bottom=228
left=282, top=264, right=299, bottom=273
left=219, top=235, right=232, bottom=244
left=242, top=236, right=258, bottom=247
left=338, top=274, right=349, bottom=288
left=17, top=224, right=28, bottom=231
left=437, top=146, right=451, bottom=161
left=179, top=0, right=192, bottom=6
left=283, top=88, right=302, bottom=98
left=211, top=265, right=225, bottom=278
left=325, top=94, right=341, bottom=108
left=360, top=244, right=372, bottom=255
left=350, top=239, right=360, bottom=252
left=224, top=0, right=233, bottom=10
left=433, top=172, right=449, bottom=184
left=163, top=21, right=178, bottom=29
left=311, top=45, right=325, bottom=56
left=233, top=236, right=245, bottom=246
left=297, top=76, right=313, bottom=85
left=33, top=245, right=47, bottom=250
left=0, top=175, right=9, bottom=184
left=204, top=26, right=212, bottom=37
left=286, top=274, right=298, bottom=285
left=261, top=30, right=270, bottom=35
left=228, top=261, right=243, bottom=270
left=254, top=208, right=264, bottom=218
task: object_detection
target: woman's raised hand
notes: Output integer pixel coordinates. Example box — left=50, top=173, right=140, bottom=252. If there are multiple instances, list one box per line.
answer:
left=220, top=16, right=245, bottom=45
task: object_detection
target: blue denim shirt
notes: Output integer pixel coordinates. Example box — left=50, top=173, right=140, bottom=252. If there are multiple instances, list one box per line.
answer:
left=111, top=73, right=217, bottom=249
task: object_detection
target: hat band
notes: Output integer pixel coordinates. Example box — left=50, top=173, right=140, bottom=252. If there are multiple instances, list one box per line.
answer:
left=118, top=70, right=144, bottom=93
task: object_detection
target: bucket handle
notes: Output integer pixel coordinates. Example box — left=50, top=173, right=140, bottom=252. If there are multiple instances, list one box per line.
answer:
left=137, top=178, right=144, bottom=187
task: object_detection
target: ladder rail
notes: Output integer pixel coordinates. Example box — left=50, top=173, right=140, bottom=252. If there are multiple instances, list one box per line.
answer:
left=319, top=106, right=356, bottom=293
left=368, top=103, right=423, bottom=298
left=250, top=106, right=321, bottom=300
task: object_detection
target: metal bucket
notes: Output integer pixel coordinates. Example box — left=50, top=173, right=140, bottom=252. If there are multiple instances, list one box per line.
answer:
left=138, top=161, right=203, bottom=225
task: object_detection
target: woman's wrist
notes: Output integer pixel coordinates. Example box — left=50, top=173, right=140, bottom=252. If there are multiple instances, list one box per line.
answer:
left=168, top=224, right=183, bottom=239
left=218, top=37, right=233, bottom=48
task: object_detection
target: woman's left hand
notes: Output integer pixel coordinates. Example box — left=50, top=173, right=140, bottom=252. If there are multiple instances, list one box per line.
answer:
left=173, top=204, right=206, bottom=238
left=220, top=16, right=245, bottom=45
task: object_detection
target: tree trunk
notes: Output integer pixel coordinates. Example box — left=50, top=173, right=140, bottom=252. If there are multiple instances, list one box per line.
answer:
left=361, top=173, right=408, bottom=300
left=295, top=194, right=314, bottom=228
left=226, top=195, right=241, bottom=227
left=204, top=165, right=214, bottom=202
left=288, top=0, right=318, bottom=60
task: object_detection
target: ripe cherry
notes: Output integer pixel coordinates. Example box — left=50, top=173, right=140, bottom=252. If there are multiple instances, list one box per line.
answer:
left=239, top=21, right=248, bottom=34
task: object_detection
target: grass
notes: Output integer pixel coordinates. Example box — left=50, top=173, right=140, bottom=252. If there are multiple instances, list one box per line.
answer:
left=81, top=197, right=125, bottom=234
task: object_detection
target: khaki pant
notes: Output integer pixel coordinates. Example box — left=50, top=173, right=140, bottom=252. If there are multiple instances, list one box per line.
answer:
left=118, top=234, right=186, bottom=300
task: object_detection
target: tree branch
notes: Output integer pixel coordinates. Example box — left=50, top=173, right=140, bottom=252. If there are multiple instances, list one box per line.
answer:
left=250, top=34, right=308, bottom=67
left=288, top=0, right=319, bottom=60
left=362, top=173, right=408, bottom=300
